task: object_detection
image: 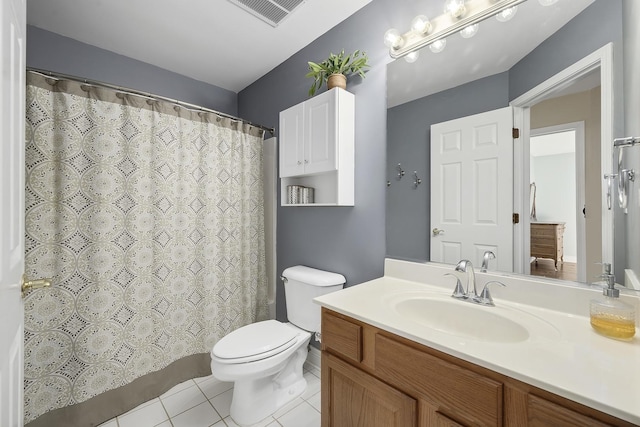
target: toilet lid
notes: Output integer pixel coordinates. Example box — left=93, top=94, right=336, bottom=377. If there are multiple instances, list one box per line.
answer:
left=212, top=320, right=299, bottom=362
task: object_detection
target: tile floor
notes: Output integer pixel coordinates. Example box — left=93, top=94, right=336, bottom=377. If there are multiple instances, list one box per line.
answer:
left=98, top=365, right=321, bottom=427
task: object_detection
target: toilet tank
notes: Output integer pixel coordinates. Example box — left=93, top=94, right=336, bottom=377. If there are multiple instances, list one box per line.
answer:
left=282, top=265, right=345, bottom=332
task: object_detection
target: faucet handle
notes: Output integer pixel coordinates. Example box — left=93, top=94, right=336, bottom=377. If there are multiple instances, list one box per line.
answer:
left=474, top=281, right=506, bottom=306
left=444, top=273, right=466, bottom=299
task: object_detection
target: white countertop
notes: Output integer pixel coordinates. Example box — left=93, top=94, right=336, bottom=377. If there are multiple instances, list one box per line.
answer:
left=314, top=259, right=640, bottom=424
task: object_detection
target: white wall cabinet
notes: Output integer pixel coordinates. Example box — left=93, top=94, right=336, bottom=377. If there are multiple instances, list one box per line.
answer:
left=279, top=88, right=354, bottom=206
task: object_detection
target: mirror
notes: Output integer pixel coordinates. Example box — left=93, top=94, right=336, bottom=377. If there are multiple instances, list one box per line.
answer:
left=386, top=0, right=639, bottom=289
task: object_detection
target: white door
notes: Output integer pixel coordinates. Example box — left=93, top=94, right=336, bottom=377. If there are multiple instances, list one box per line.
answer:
left=430, top=107, right=514, bottom=271
left=1, top=0, right=26, bottom=425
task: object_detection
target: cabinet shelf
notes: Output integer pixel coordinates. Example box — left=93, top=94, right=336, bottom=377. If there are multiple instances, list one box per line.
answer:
left=279, top=88, right=354, bottom=206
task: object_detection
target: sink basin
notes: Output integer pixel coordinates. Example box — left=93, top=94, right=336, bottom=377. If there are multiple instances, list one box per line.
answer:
left=390, top=293, right=558, bottom=343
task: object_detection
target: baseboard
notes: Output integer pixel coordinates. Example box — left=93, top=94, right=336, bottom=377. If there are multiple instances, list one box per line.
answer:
left=305, top=346, right=321, bottom=374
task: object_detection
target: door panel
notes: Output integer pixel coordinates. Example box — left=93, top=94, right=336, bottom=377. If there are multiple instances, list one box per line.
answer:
left=305, top=92, right=337, bottom=174
left=1, top=0, right=26, bottom=425
left=323, top=353, right=416, bottom=427
left=431, top=107, right=513, bottom=271
left=279, top=103, right=304, bottom=177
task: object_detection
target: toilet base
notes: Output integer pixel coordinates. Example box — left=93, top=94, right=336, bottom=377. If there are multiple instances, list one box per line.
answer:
left=229, top=345, right=309, bottom=426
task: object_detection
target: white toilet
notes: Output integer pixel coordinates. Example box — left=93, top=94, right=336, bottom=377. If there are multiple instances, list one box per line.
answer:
left=210, top=265, right=345, bottom=426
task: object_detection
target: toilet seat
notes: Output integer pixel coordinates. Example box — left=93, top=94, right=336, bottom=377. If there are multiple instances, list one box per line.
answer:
left=212, top=320, right=301, bottom=364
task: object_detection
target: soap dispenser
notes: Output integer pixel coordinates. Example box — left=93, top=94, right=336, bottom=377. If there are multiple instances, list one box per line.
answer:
left=589, top=263, right=636, bottom=341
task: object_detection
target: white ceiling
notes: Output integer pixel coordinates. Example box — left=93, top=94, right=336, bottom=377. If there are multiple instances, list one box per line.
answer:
left=387, top=0, right=595, bottom=108
left=26, top=0, right=372, bottom=93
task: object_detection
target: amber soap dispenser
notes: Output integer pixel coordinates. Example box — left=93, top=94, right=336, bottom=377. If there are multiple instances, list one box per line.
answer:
left=590, top=263, right=636, bottom=341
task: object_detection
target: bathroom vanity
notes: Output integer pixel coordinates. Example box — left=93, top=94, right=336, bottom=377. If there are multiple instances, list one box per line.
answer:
left=315, top=259, right=640, bottom=426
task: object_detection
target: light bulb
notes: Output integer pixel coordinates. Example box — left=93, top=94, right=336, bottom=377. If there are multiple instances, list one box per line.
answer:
left=429, top=39, right=447, bottom=53
left=384, top=28, right=404, bottom=49
left=538, top=0, right=558, bottom=5
left=459, top=23, right=479, bottom=38
left=496, top=6, right=517, bottom=22
left=404, top=51, right=420, bottom=63
left=444, top=0, right=466, bottom=19
left=411, top=15, right=432, bottom=35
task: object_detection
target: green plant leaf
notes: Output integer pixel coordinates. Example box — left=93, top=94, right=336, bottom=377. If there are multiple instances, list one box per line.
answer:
left=305, top=49, right=370, bottom=96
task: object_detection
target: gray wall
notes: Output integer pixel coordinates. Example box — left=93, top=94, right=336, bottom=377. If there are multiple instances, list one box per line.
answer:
left=27, top=26, right=237, bottom=115
left=509, top=0, right=623, bottom=100
left=237, top=1, right=395, bottom=323
left=386, top=0, right=623, bottom=263
left=386, top=73, right=510, bottom=262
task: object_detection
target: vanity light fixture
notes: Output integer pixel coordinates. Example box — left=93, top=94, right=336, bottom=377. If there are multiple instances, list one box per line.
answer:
left=384, top=0, right=541, bottom=60
left=429, top=39, right=447, bottom=53
left=459, top=23, right=479, bottom=38
left=404, top=51, right=420, bottom=63
left=495, top=5, right=518, bottom=21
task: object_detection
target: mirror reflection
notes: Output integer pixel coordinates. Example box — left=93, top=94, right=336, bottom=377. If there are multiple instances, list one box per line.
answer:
left=386, top=0, right=639, bottom=289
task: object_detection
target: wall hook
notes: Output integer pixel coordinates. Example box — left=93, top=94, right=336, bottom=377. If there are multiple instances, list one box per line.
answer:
left=413, top=171, right=422, bottom=189
left=396, top=163, right=405, bottom=180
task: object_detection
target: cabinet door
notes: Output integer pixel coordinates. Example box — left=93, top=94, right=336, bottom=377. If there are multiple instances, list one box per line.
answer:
left=279, top=102, right=304, bottom=177
left=323, top=352, right=416, bottom=427
left=304, top=89, right=337, bottom=175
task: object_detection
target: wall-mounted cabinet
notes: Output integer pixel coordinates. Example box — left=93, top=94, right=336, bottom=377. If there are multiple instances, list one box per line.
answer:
left=279, top=88, right=354, bottom=206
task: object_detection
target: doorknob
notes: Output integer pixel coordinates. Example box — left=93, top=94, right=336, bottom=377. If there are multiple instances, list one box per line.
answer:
left=432, top=228, right=445, bottom=237
left=21, top=274, right=52, bottom=297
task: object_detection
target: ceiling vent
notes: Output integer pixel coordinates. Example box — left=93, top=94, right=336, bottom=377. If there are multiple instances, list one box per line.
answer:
left=227, top=0, right=306, bottom=27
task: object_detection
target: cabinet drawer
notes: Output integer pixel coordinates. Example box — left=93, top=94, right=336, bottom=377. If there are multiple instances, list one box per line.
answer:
left=531, top=228, right=556, bottom=238
left=322, top=310, right=362, bottom=363
left=375, top=334, right=502, bottom=426
left=531, top=245, right=556, bottom=257
left=528, top=395, right=612, bottom=427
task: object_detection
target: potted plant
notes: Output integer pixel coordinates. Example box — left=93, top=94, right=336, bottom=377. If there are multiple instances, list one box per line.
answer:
left=305, top=49, right=370, bottom=96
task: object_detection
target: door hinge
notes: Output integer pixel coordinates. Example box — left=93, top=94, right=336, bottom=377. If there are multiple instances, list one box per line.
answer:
left=512, top=213, right=520, bottom=224
left=512, top=128, right=520, bottom=139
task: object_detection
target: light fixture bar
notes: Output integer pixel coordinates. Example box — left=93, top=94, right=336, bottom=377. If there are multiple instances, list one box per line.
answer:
left=389, top=0, right=528, bottom=59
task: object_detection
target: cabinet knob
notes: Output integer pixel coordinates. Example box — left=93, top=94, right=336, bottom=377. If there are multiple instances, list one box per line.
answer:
left=304, top=160, right=309, bottom=164
left=297, top=161, right=302, bottom=165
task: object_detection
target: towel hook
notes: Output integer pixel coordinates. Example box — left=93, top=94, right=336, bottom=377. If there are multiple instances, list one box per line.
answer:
left=413, top=171, right=422, bottom=189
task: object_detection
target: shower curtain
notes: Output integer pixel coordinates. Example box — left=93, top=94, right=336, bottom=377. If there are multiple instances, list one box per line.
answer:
left=23, top=73, right=269, bottom=426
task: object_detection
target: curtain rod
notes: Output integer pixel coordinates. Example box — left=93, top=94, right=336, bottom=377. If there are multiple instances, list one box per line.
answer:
left=26, top=67, right=276, bottom=136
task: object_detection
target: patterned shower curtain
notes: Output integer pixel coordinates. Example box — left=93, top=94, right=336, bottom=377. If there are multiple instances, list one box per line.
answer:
left=23, top=73, right=269, bottom=425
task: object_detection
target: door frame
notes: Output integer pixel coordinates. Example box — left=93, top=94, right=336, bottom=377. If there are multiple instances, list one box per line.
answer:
left=510, top=43, right=614, bottom=276
left=530, top=122, right=586, bottom=282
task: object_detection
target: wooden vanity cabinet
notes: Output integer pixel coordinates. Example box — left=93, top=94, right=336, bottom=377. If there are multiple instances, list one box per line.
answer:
left=321, top=308, right=634, bottom=427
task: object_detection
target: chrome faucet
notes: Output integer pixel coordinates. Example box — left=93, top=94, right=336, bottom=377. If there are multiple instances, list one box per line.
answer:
left=454, top=259, right=478, bottom=299
left=480, top=251, right=495, bottom=273
left=449, top=259, right=505, bottom=307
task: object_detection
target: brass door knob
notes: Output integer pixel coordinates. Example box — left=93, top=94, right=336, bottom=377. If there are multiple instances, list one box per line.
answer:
left=21, top=274, right=52, bottom=297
